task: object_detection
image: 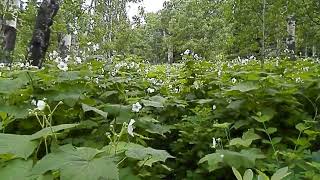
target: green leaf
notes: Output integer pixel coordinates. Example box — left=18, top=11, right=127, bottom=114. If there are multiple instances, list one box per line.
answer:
left=232, top=167, right=242, bottom=180
left=82, top=104, right=108, bottom=118
left=295, top=123, right=310, bottom=132
left=47, top=84, right=85, bottom=106
left=232, top=167, right=243, bottom=180
left=252, top=108, right=275, bottom=123
left=0, top=134, right=37, bottom=159
left=256, top=169, right=270, bottom=180
left=243, top=169, right=254, bottom=180
left=0, top=78, right=27, bottom=94
left=227, top=100, right=245, bottom=110
left=136, top=117, right=171, bottom=136
left=30, top=124, right=78, bottom=140
left=102, top=104, right=132, bottom=124
left=266, top=127, right=277, bottom=134
left=229, top=81, right=259, bottom=92
left=271, top=167, right=291, bottom=180
left=0, top=104, right=29, bottom=119
left=119, top=167, right=140, bottom=180
left=31, top=144, right=119, bottom=180
left=141, top=95, right=167, bottom=108
left=213, top=122, right=231, bottom=129
left=0, top=159, right=33, bottom=180
left=196, top=99, right=214, bottom=104
left=125, top=145, right=174, bottom=167
left=100, top=91, right=118, bottom=98
left=229, top=129, right=260, bottom=147
left=199, top=150, right=258, bottom=171
left=271, top=137, right=282, bottom=144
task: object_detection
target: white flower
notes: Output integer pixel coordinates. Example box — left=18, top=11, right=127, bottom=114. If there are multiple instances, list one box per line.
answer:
left=128, top=119, right=135, bottom=137
left=31, top=99, right=37, bottom=106
left=75, top=57, right=82, bottom=64
left=36, top=100, right=46, bottom=111
left=93, top=44, right=100, bottom=51
left=212, top=105, right=217, bottom=110
left=147, top=88, right=155, bottom=93
left=295, top=77, right=303, bottom=83
left=132, top=102, right=142, bottom=112
left=64, top=55, right=70, bottom=62
left=231, top=78, right=237, bottom=84
left=57, top=61, right=68, bottom=71
left=218, top=70, right=222, bottom=77
left=184, top=49, right=191, bottom=55
left=220, top=154, right=224, bottom=158
left=212, top=137, right=216, bottom=148
left=193, top=81, right=200, bottom=89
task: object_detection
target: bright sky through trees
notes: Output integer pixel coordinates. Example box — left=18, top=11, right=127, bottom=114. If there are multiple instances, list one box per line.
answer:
left=127, top=0, right=168, bottom=20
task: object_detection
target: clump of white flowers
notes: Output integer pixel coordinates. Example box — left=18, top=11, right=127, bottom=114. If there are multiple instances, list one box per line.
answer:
left=132, top=102, right=142, bottom=112
left=147, top=88, right=155, bottom=93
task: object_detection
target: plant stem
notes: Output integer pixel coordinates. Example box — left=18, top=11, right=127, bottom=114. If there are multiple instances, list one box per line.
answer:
left=263, top=122, right=279, bottom=166
left=294, top=131, right=302, bottom=151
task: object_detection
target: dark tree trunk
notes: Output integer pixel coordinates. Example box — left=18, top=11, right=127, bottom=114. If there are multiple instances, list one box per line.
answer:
left=1, top=25, right=17, bottom=63
left=28, top=0, right=59, bottom=68
left=0, top=0, right=19, bottom=64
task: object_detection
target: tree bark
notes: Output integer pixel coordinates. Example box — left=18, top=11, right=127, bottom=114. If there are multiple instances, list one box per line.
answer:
left=28, top=0, right=59, bottom=68
left=0, top=0, right=20, bottom=63
left=58, top=33, right=71, bottom=59
left=286, top=15, right=296, bottom=60
left=312, top=45, right=316, bottom=57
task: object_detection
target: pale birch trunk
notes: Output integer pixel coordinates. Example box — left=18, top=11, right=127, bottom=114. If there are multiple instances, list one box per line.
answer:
left=1, top=0, right=20, bottom=63
left=286, top=15, right=296, bottom=60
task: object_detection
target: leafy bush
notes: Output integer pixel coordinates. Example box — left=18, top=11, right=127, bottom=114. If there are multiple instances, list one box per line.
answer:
left=0, top=57, right=320, bottom=179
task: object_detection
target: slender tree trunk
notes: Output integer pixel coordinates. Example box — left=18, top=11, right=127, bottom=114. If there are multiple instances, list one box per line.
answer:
left=261, top=0, right=266, bottom=66
left=312, top=45, right=316, bottom=57
left=28, top=0, right=59, bottom=68
left=168, top=44, right=173, bottom=64
left=305, top=46, right=308, bottom=57
left=286, top=15, right=296, bottom=60
left=0, top=0, right=20, bottom=63
left=58, top=33, right=71, bottom=59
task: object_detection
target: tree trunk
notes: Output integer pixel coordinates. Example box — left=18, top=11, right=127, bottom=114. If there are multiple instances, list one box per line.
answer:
left=0, top=0, right=20, bottom=63
left=168, top=44, right=173, bottom=64
left=312, top=45, right=316, bottom=57
left=261, top=0, right=266, bottom=65
left=286, top=15, right=296, bottom=60
left=58, top=33, right=71, bottom=59
left=28, top=0, right=59, bottom=68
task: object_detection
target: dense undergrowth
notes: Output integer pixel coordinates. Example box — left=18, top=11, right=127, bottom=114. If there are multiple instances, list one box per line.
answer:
left=0, top=56, right=320, bottom=180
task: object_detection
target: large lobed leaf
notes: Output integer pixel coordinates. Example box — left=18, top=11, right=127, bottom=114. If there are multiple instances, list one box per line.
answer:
left=31, top=144, right=119, bottom=180
left=0, top=134, right=37, bottom=159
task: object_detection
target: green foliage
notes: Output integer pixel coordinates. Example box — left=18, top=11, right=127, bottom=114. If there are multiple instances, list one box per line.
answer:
left=31, top=144, right=119, bottom=180
left=0, top=57, right=320, bottom=179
